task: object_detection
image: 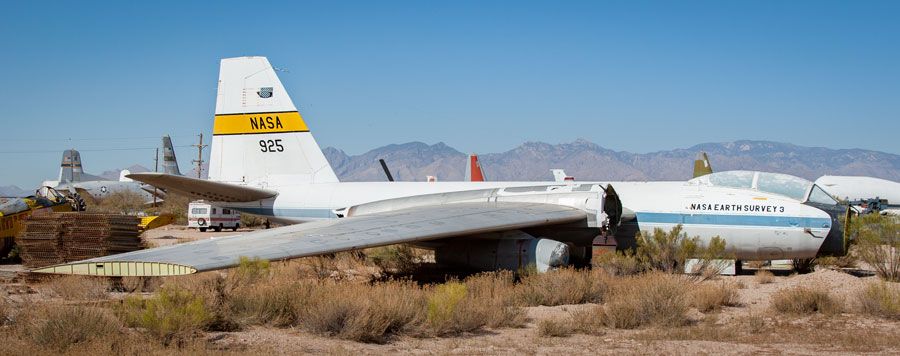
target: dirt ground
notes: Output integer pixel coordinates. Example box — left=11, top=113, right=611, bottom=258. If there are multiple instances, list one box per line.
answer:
left=2, top=226, right=899, bottom=355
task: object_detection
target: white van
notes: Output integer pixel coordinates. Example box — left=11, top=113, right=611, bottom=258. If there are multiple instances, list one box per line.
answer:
left=188, top=200, right=241, bottom=232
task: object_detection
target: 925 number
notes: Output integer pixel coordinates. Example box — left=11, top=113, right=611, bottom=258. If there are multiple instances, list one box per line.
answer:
left=259, top=139, right=284, bottom=152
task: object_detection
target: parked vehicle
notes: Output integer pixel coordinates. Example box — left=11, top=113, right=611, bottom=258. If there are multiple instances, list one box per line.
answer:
left=188, top=200, right=240, bottom=232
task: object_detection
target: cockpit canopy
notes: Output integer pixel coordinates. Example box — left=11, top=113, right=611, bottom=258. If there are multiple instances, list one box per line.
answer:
left=688, top=170, right=837, bottom=205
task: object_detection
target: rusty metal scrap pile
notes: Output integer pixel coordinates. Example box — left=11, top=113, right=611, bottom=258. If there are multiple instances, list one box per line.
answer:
left=16, top=213, right=143, bottom=268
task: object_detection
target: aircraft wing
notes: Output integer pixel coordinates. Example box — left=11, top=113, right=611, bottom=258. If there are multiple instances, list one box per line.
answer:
left=33, top=201, right=586, bottom=276
left=126, top=173, right=277, bottom=202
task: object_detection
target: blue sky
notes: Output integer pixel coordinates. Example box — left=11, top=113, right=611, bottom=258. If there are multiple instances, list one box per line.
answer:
left=1, top=1, right=898, bottom=188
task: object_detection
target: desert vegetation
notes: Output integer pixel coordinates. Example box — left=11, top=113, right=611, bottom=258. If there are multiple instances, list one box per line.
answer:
left=2, top=224, right=900, bottom=354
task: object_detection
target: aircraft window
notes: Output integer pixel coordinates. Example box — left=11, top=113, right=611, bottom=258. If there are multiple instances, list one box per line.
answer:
left=212, top=208, right=217, bottom=214
left=756, top=172, right=811, bottom=201
left=706, top=171, right=755, bottom=189
left=807, top=185, right=838, bottom=205
left=223, top=209, right=231, bottom=214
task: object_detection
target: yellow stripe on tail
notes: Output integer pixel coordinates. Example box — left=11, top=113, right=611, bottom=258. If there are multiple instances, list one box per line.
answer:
left=213, top=111, right=309, bottom=135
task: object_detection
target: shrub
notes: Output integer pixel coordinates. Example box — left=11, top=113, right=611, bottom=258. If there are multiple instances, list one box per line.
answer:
left=601, top=273, right=689, bottom=329
left=231, top=256, right=271, bottom=286
left=45, top=276, right=108, bottom=300
left=771, top=286, right=843, bottom=315
left=118, top=287, right=210, bottom=344
left=21, top=305, right=121, bottom=351
left=856, top=283, right=900, bottom=320
left=90, top=190, right=146, bottom=215
left=230, top=279, right=308, bottom=327
left=817, top=251, right=858, bottom=269
left=568, top=306, right=605, bottom=336
left=516, top=267, right=610, bottom=306
left=240, top=213, right=267, bottom=228
left=300, top=280, right=424, bottom=343
left=593, top=250, right=643, bottom=276
left=156, top=193, right=191, bottom=225
left=536, top=317, right=575, bottom=337
left=368, top=245, right=420, bottom=273
left=690, top=281, right=740, bottom=312
left=460, top=271, right=526, bottom=329
left=635, top=226, right=728, bottom=277
left=851, top=214, right=900, bottom=281
left=426, top=282, right=467, bottom=331
left=120, top=276, right=160, bottom=293
left=755, top=269, right=774, bottom=284
left=599, top=225, right=729, bottom=278
left=792, top=258, right=817, bottom=273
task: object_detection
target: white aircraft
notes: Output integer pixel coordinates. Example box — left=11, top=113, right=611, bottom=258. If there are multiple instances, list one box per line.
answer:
left=35, top=56, right=849, bottom=276
left=693, top=151, right=898, bottom=215
left=815, top=176, right=900, bottom=215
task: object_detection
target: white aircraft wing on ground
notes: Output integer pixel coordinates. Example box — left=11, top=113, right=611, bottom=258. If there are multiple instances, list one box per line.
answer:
left=33, top=201, right=586, bottom=276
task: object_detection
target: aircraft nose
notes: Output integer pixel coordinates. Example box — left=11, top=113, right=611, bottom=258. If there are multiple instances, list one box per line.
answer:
left=806, top=203, right=850, bottom=257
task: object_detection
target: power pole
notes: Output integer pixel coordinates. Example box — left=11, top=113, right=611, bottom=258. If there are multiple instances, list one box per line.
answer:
left=153, top=148, right=159, bottom=205
left=191, top=133, right=208, bottom=179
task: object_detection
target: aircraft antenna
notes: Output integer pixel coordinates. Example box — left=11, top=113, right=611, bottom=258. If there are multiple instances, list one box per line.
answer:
left=191, top=133, right=208, bottom=179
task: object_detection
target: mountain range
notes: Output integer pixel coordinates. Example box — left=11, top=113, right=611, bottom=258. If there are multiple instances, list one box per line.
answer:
left=323, top=140, right=900, bottom=183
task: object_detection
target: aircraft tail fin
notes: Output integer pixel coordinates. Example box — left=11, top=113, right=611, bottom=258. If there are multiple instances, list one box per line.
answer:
left=208, top=56, right=338, bottom=185
left=161, top=135, right=182, bottom=176
left=693, top=152, right=713, bottom=178
left=58, top=149, right=82, bottom=182
left=464, top=154, right=485, bottom=182
left=57, top=149, right=102, bottom=182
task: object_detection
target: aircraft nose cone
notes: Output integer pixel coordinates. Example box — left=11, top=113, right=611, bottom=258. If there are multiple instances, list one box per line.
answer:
left=804, top=202, right=850, bottom=257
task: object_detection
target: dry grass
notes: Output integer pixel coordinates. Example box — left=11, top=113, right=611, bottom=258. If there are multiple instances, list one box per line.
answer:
left=593, top=251, right=643, bottom=276
left=19, top=305, right=121, bottom=351
left=754, top=269, right=774, bottom=284
left=536, top=317, right=575, bottom=337
left=120, top=276, right=161, bottom=293
left=459, top=271, right=527, bottom=329
left=601, top=272, right=689, bottom=329
left=856, top=282, right=900, bottom=320
left=44, top=276, right=108, bottom=300
left=690, top=281, right=741, bottom=312
left=771, top=286, right=843, bottom=315
left=300, top=280, right=425, bottom=343
left=516, top=267, right=610, bottom=306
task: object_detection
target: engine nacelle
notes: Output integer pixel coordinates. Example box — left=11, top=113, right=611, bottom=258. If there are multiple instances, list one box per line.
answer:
left=435, top=237, right=570, bottom=273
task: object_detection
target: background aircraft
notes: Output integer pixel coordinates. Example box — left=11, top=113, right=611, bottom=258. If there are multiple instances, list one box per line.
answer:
left=38, top=57, right=849, bottom=276
left=41, top=136, right=182, bottom=206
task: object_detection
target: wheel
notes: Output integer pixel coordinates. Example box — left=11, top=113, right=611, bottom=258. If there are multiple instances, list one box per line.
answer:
left=215, top=225, right=223, bottom=232
left=199, top=227, right=207, bottom=232
left=232, top=224, right=239, bottom=232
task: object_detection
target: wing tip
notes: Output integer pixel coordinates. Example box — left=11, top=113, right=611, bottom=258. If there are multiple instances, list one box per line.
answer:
left=33, top=261, right=198, bottom=277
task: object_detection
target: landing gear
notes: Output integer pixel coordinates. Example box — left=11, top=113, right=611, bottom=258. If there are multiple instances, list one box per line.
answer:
left=214, top=224, right=223, bottom=232
left=199, top=227, right=207, bottom=232
left=232, top=224, right=239, bottom=232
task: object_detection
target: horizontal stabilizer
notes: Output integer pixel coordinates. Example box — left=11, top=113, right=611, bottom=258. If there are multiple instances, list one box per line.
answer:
left=127, top=172, right=277, bottom=202
left=33, top=202, right=586, bottom=276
